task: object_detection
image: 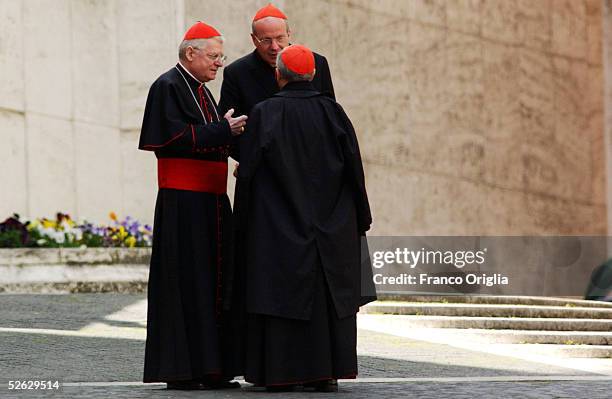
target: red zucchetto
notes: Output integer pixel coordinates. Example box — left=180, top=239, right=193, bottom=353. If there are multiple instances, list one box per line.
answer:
left=253, top=3, right=287, bottom=21
left=183, top=21, right=221, bottom=40
left=280, top=45, right=315, bottom=75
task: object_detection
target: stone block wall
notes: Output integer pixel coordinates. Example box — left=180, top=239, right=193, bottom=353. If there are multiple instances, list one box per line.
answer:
left=279, top=0, right=606, bottom=235
left=0, top=0, right=607, bottom=236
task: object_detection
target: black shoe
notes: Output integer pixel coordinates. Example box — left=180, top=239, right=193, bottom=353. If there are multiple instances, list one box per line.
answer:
left=304, top=379, right=338, bottom=392
left=166, top=381, right=206, bottom=390
left=266, top=384, right=295, bottom=392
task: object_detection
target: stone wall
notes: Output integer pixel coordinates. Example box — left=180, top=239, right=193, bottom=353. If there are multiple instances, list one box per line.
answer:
left=0, top=0, right=607, bottom=236
left=0, top=247, right=150, bottom=293
left=604, top=0, right=612, bottom=241
left=279, top=0, right=606, bottom=235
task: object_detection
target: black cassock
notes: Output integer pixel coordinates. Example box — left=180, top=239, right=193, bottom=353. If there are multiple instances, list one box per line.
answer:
left=139, top=63, right=239, bottom=383
left=219, top=49, right=335, bottom=118
left=234, top=81, right=376, bottom=386
left=219, top=48, right=337, bottom=378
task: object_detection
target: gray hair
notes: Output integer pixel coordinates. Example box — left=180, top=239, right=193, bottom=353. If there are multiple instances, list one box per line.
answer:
left=275, top=52, right=314, bottom=82
left=178, top=36, right=224, bottom=61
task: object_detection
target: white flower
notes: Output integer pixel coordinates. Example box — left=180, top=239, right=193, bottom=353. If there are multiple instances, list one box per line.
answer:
left=52, top=231, right=65, bottom=244
left=39, top=226, right=55, bottom=237
left=73, top=228, right=83, bottom=241
left=64, top=227, right=83, bottom=242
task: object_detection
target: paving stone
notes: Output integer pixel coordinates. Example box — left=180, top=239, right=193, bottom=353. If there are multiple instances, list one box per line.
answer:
left=1, top=294, right=611, bottom=398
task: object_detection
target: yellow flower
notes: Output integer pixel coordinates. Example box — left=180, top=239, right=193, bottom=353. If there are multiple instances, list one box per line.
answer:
left=118, top=226, right=128, bottom=240
left=27, top=220, right=40, bottom=231
left=109, top=212, right=118, bottom=221
left=42, top=219, right=57, bottom=229
left=126, top=236, right=136, bottom=248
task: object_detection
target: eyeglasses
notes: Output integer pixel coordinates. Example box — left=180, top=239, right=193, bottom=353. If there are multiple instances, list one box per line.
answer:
left=193, top=48, right=227, bottom=64
left=253, top=34, right=289, bottom=47
left=205, top=53, right=227, bottom=64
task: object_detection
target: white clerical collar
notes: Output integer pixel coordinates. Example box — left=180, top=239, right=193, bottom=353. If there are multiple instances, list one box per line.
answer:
left=177, top=61, right=204, bottom=86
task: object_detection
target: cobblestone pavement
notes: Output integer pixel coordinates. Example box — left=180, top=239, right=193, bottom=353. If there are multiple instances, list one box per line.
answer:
left=1, top=294, right=611, bottom=398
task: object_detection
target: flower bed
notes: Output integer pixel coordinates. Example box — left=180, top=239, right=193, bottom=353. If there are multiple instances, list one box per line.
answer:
left=0, top=212, right=152, bottom=248
left=0, top=213, right=152, bottom=293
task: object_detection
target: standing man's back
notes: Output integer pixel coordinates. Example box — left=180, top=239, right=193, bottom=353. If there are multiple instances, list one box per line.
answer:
left=218, top=4, right=337, bottom=371
left=235, top=44, right=375, bottom=392
left=239, top=84, right=372, bottom=318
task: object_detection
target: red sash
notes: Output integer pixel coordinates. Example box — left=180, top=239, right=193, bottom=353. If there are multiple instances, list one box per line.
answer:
left=157, top=158, right=227, bottom=194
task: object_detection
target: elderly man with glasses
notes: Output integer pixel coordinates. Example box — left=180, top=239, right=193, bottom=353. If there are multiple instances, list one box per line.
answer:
left=219, top=3, right=335, bottom=120
left=139, top=21, right=247, bottom=391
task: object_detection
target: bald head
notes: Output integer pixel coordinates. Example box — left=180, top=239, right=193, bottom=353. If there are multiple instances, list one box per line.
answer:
left=251, top=16, right=289, bottom=35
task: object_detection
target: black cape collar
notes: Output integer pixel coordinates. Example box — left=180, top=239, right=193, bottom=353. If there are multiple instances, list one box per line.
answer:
left=249, top=49, right=275, bottom=71
left=175, top=62, right=204, bottom=88
left=274, top=81, right=320, bottom=98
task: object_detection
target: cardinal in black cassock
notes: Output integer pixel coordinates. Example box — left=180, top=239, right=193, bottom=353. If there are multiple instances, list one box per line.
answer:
left=234, top=44, right=376, bottom=392
left=138, top=21, right=246, bottom=391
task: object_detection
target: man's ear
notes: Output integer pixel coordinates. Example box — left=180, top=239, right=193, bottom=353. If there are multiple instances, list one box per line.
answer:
left=309, top=68, right=316, bottom=82
left=185, top=46, right=195, bottom=62
left=274, top=68, right=281, bottom=82
left=250, top=33, right=259, bottom=48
